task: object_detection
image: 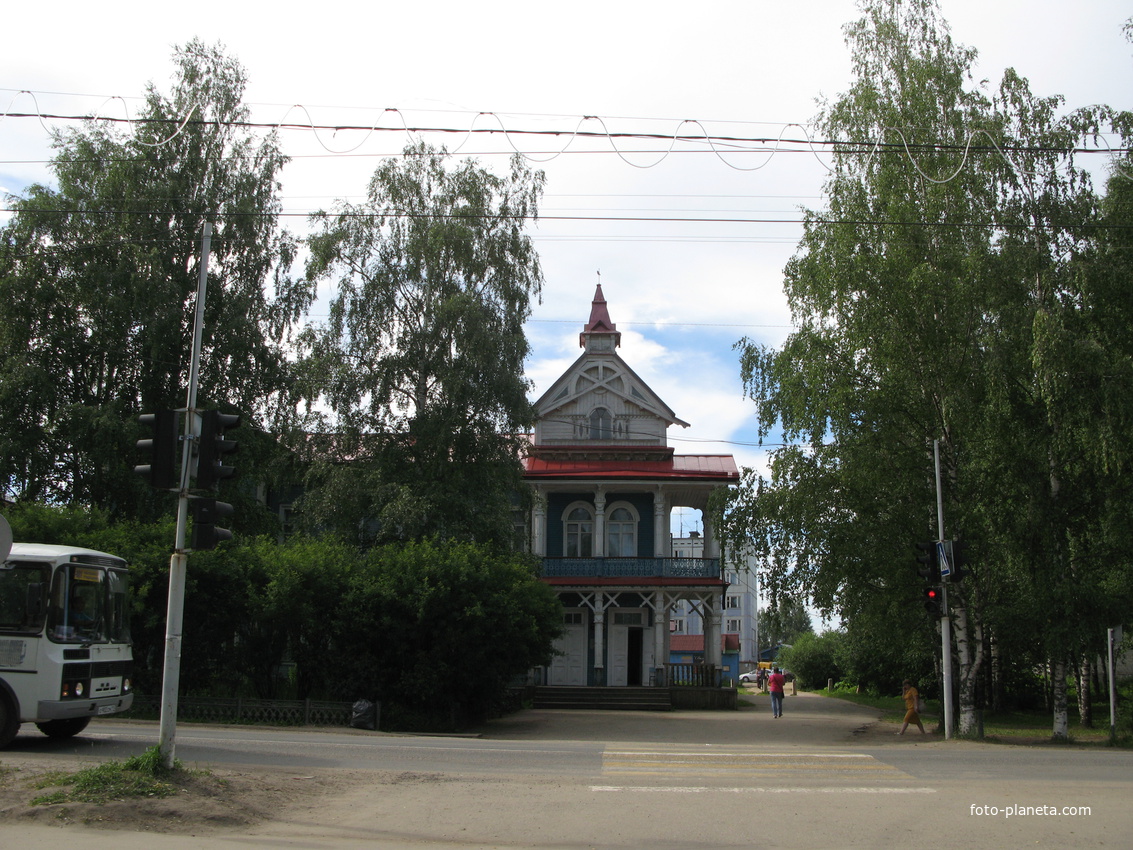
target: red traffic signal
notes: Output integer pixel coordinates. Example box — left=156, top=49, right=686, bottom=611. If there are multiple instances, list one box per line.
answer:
left=923, top=586, right=942, bottom=616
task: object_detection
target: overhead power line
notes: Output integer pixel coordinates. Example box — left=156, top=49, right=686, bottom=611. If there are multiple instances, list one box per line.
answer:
left=3, top=93, right=1128, bottom=185
left=3, top=205, right=1127, bottom=234
left=3, top=109, right=1127, bottom=158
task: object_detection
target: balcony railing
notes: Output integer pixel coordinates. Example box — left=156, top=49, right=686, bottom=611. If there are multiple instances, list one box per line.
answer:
left=540, top=557, right=720, bottom=579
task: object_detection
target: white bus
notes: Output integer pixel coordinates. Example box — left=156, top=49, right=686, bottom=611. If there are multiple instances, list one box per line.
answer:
left=0, top=543, right=135, bottom=747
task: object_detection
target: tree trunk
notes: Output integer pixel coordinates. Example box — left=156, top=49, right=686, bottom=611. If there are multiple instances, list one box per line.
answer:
left=1077, top=656, right=1092, bottom=728
left=989, top=626, right=1004, bottom=712
left=1051, top=657, right=1069, bottom=741
left=954, top=604, right=984, bottom=736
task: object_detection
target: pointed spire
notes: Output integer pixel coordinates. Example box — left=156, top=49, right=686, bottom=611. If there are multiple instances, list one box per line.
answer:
left=581, top=283, right=621, bottom=350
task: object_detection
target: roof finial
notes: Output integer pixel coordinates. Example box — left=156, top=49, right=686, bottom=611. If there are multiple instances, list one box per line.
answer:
left=581, top=278, right=620, bottom=349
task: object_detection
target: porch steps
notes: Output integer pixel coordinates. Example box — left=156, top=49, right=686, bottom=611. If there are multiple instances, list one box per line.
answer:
left=532, top=686, right=672, bottom=711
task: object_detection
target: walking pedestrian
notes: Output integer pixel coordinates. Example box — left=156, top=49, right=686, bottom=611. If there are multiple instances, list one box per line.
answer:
left=768, top=666, right=786, bottom=718
left=898, top=679, right=926, bottom=735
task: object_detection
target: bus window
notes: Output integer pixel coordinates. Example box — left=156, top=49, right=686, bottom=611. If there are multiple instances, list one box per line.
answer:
left=106, top=568, right=131, bottom=643
left=0, top=561, right=49, bottom=633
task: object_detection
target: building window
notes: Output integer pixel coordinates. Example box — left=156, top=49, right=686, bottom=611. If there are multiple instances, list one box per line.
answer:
left=512, top=509, right=528, bottom=553
left=725, top=595, right=740, bottom=610
left=726, top=618, right=742, bottom=632
left=564, top=612, right=584, bottom=626
left=605, top=503, right=638, bottom=557
left=670, top=618, right=686, bottom=633
left=563, top=503, right=594, bottom=557
left=589, top=407, right=612, bottom=440
left=613, top=612, right=643, bottom=626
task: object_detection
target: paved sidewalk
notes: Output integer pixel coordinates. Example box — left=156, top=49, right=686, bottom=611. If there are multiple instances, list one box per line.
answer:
left=480, top=689, right=885, bottom=747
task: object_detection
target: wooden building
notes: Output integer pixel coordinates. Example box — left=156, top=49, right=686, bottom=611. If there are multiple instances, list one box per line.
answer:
left=524, top=285, right=739, bottom=687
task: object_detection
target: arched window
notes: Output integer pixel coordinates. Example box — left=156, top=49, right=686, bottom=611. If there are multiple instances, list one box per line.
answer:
left=605, top=503, right=638, bottom=557
left=563, top=504, right=594, bottom=557
left=589, top=407, right=612, bottom=440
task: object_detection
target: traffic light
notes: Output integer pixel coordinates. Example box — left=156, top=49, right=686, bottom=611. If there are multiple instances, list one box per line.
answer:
left=951, top=539, right=970, bottom=584
left=135, top=410, right=179, bottom=490
left=189, top=497, right=234, bottom=550
left=914, top=541, right=940, bottom=582
left=923, top=586, right=942, bottom=616
left=195, top=410, right=240, bottom=489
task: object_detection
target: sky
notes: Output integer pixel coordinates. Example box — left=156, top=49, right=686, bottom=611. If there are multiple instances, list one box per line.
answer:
left=2, top=0, right=1130, bottom=534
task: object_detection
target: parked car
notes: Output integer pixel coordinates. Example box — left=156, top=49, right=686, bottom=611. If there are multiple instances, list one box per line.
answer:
left=739, top=668, right=795, bottom=685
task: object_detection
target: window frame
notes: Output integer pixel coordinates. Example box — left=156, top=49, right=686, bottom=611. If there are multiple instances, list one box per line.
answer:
left=562, top=502, right=595, bottom=558
left=604, top=501, right=639, bottom=558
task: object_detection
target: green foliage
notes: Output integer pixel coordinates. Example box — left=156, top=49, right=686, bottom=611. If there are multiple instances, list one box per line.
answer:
left=777, top=630, right=845, bottom=690
left=718, top=0, right=1133, bottom=720
left=757, top=595, right=813, bottom=649
left=331, top=539, right=562, bottom=726
left=0, top=39, right=303, bottom=518
left=296, top=141, right=545, bottom=547
left=5, top=506, right=561, bottom=725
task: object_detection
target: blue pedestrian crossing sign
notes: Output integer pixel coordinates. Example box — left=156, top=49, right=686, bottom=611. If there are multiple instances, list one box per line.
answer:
left=937, top=540, right=952, bottom=577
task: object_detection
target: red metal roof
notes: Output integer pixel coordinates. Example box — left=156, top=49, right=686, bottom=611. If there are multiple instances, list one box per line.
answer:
left=524, top=455, right=739, bottom=481
left=670, top=634, right=741, bottom=652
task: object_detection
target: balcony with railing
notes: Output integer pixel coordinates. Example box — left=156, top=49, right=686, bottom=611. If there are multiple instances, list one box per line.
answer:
left=540, top=557, right=720, bottom=579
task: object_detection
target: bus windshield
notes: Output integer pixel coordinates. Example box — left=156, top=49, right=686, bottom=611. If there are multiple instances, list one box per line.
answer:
left=45, top=563, right=131, bottom=644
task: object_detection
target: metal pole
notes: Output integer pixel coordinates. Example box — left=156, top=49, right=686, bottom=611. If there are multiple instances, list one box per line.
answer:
left=749, top=544, right=760, bottom=668
left=934, top=440, right=953, bottom=740
left=158, top=223, right=211, bottom=768
left=1108, top=627, right=1117, bottom=745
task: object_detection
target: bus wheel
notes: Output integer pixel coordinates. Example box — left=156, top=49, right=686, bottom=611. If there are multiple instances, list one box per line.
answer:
left=35, top=717, right=91, bottom=739
left=0, top=694, right=19, bottom=748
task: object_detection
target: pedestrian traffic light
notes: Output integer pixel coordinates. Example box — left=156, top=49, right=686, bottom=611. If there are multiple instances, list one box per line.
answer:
left=923, top=586, right=942, bottom=616
left=189, top=497, right=234, bottom=550
left=951, top=539, right=970, bottom=584
left=135, top=410, right=179, bottom=490
left=195, top=410, right=240, bottom=489
left=914, top=541, right=940, bottom=582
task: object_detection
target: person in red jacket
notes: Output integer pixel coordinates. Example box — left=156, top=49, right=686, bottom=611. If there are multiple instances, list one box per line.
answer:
left=767, top=666, right=786, bottom=718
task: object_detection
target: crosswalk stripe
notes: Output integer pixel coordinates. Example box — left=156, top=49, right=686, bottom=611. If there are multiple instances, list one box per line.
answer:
left=601, top=747, right=911, bottom=780
left=592, top=785, right=936, bottom=794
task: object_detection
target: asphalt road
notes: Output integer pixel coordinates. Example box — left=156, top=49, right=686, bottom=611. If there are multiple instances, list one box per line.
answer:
left=3, top=691, right=1131, bottom=848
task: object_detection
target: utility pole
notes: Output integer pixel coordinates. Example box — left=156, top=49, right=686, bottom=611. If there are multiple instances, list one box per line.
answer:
left=157, top=223, right=211, bottom=769
left=1108, top=626, right=1121, bottom=745
left=934, top=439, right=953, bottom=740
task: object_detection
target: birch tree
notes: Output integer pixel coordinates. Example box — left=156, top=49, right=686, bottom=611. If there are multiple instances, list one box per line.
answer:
left=298, top=141, right=544, bottom=546
left=719, top=0, right=1132, bottom=737
left=0, top=40, right=303, bottom=515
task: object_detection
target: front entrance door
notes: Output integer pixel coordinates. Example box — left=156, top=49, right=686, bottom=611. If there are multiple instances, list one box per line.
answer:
left=608, top=610, right=651, bottom=686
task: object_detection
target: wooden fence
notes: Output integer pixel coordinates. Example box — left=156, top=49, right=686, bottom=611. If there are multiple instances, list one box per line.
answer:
left=663, top=663, right=721, bottom=687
